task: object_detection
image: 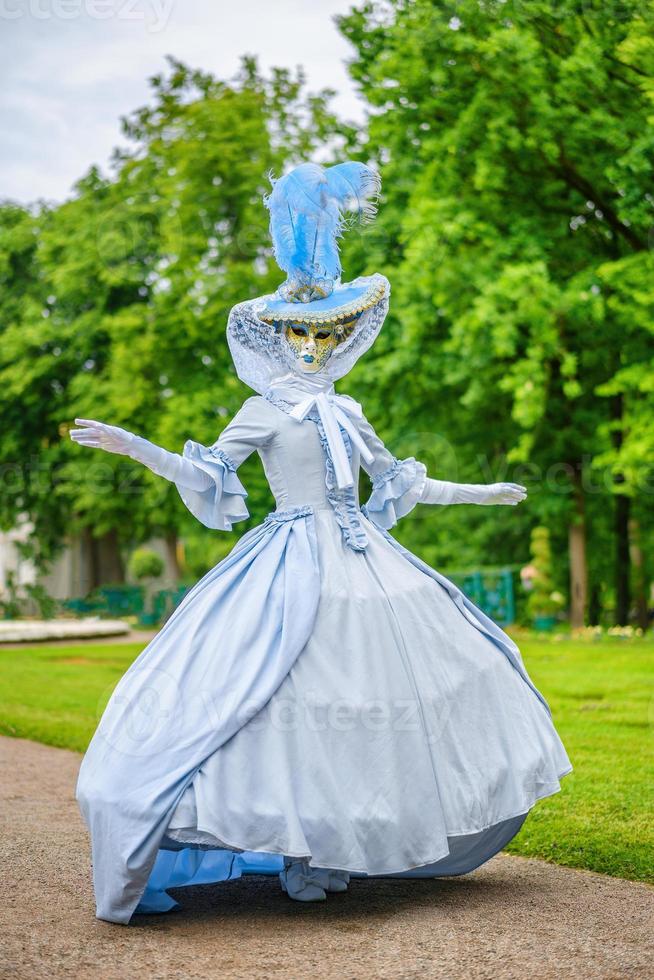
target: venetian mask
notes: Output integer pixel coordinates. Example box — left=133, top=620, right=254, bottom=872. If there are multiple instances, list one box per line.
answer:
left=284, top=322, right=337, bottom=373
left=283, top=317, right=359, bottom=374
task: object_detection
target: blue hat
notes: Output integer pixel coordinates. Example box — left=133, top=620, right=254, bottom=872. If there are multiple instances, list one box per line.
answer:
left=258, top=275, right=387, bottom=329
left=260, top=161, right=382, bottom=327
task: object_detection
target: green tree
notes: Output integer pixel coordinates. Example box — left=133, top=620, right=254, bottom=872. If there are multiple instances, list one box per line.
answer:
left=339, top=0, right=654, bottom=624
left=0, top=58, right=344, bottom=586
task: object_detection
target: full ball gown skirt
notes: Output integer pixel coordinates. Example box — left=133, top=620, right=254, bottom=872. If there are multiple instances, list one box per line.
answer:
left=76, top=394, right=572, bottom=923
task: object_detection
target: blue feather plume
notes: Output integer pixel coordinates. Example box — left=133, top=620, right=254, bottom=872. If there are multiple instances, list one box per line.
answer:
left=264, top=160, right=381, bottom=290
left=324, top=162, right=381, bottom=224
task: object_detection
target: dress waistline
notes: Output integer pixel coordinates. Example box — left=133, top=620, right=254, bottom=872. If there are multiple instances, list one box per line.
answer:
left=264, top=505, right=315, bottom=525
left=264, top=503, right=360, bottom=525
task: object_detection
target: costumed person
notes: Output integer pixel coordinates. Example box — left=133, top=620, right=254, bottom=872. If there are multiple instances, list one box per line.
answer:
left=71, top=161, right=572, bottom=923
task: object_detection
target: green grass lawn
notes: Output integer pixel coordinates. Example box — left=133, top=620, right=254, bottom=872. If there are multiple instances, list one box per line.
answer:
left=0, top=634, right=652, bottom=883
left=503, top=633, right=653, bottom=884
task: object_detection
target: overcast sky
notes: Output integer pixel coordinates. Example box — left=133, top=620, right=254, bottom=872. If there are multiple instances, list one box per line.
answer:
left=0, top=0, right=365, bottom=205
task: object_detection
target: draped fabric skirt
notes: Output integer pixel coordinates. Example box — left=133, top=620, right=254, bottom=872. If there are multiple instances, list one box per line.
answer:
left=77, top=506, right=571, bottom=923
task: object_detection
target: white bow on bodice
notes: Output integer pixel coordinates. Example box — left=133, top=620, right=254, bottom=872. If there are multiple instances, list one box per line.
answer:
left=267, top=373, right=373, bottom=489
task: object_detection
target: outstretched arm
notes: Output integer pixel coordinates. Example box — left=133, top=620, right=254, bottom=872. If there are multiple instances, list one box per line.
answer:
left=357, top=408, right=527, bottom=529
left=69, top=419, right=214, bottom=492
left=420, top=479, right=527, bottom=506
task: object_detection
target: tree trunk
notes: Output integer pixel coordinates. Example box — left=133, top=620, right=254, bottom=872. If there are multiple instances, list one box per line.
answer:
left=165, top=531, right=182, bottom=580
left=91, top=529, right=125, bottom=587
left=629, top=519, right=649, bottom=631
left=610, top=394, right=631, bottom=626
left=588, top=583, right=601, bottom=627
left=614, top=492, right=630, bottom=625
left=568, top=479, right=588, bottom=629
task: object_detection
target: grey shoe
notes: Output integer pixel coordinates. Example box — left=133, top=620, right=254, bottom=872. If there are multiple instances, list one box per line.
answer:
left=279, top=859, right=327, bottom=902
left=307, top=867, right=351, bottom=893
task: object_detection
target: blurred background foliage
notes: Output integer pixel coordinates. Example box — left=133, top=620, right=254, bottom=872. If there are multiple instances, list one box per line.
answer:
left=0, top=0, right=653, bottom=628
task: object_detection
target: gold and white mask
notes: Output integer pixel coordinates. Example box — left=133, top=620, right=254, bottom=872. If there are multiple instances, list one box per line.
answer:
left=283, top=318, right=360, bottom=374
left=284, top=323, right=337, bottom=373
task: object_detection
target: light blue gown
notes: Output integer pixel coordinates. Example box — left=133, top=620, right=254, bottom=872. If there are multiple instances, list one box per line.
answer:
left=76, top=385, right=572, bottom=923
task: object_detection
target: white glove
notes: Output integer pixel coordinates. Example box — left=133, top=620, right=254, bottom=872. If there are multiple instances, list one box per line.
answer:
left=420, top=479, right=527, bottom=506
left=69, top=418, right=213, bottom=492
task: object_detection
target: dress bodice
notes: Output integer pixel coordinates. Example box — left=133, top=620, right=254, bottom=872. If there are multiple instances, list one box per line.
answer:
left=178, top=393, right=428, bottom=551
left=249, top=397, right=360, bottom=513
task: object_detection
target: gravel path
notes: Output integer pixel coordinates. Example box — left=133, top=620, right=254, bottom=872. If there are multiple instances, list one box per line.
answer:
left=1, top=736, right=651, bottom=980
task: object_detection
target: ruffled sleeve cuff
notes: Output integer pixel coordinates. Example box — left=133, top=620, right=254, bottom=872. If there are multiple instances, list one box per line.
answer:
left=364, top=457, right=427, bottom=530
left=175, top=442, right=249, bottom=531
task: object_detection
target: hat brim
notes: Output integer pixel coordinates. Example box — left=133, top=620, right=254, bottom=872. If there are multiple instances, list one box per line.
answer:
left=258, top=274, right=387, bottom=326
